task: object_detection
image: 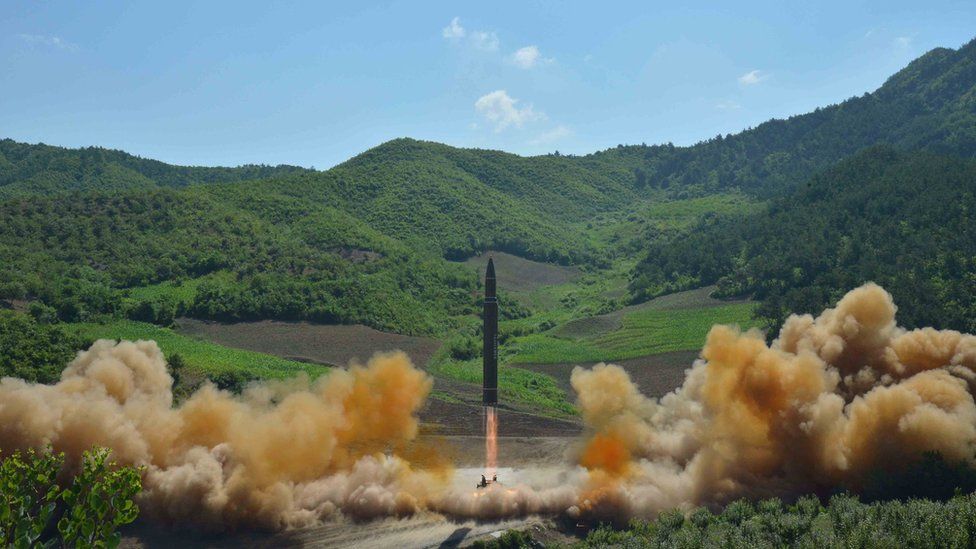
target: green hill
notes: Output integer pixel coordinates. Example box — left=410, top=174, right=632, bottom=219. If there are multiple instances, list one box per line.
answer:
left=630, top=146, right=976, bottom=333
left=0, top=139, right=308, bottom=198
left=591, top=38, right=976, bottom=196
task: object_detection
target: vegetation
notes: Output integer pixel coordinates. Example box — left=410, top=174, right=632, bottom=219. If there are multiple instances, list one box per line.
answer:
left=510, top=302, right=758, bottom=364
left=0, top=447, right=141, bottom=548
left=0, top=138, right=307, bottom=198
left=589, top=38, right=976, bottom=197
left=0, top=310, right=85, bottom=383
left=576, top=493, right=976, bottom=548
left=66, top=320, right=328, bottom=392
left=630, top=147, right=976, bottom=334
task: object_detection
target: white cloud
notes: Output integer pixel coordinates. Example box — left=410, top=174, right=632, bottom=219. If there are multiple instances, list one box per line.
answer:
left=442, top=17, right=465, bottom=40
left=894, top=35, right=913, bottom=49
left=474, top=90, right=544, bottom=132
left=16, top=33, right=76, bottom=50
left=530, top=125, right=573, bottom=145
left=715, top=100, right=741, bottom=111
left=511, top=45, right=551, bottom=69
left=471, top=30, right=499, bottom=52
left=737, top=69, right=767, bottom=85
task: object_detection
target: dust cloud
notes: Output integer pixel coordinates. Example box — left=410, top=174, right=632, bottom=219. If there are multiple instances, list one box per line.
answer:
left=0, top=344, right=443, bottom=530
left=2, top=283, right=976, bottom=529
left=571, top=283, right=976, bottom=519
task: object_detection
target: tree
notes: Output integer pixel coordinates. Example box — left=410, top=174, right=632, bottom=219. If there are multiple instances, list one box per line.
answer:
left=0, top=447, right=142, bottom=548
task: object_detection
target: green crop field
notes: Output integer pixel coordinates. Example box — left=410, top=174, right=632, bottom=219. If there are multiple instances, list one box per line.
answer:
left=510, top=301, right=759, bottom=364
left=66, top=320, right=328, bottom=382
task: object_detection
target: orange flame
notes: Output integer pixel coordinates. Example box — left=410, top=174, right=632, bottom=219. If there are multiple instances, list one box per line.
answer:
left=485, top=405, right=497, bottom=478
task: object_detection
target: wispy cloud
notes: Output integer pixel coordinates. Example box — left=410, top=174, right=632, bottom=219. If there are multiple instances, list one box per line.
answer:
left=16, top=33, right=76, bottom=51
left=443, top=17, right=499, bottom=52
left=737, top=69, right=767, bottom=86
left=530, top=125, right=573, bottom=145
left=442, top=17, right=465, bottom=40
left=511, top=45, right=552, bottom=69
left=474, top=90, right=544, bottom=132
left=894, top=35, right=913, bottom=49
left=471, top=30, right=499, bottom=52
left=715, top=100, right=742, bottom=111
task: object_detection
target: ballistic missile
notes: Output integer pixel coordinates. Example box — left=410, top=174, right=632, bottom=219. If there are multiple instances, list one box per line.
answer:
left=483, top=257, right=498, bottom=406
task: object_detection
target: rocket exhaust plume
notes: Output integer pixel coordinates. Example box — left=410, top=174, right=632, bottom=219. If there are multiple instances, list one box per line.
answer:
left=485, top=405, right=497, bottom=479
left=568, top=283, right=976, bottom=520
left=4, top=283, right=976, bottom=529
left=0, top=345, right=446, bottom=530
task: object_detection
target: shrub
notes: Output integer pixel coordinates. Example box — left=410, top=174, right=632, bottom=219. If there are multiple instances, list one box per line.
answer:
left=0, top=447, right=142, bottom=548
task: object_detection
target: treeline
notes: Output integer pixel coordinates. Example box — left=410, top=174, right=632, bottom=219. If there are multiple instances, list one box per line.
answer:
left=630, top=147, right=976, bottom=333
left=0, top=138, right=308, bottom=198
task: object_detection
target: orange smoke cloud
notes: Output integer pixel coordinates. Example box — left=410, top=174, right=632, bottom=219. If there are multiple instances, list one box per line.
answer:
left=570, top=283, right=976, bottom=519
left=0, top=343, right=440, bottom=530
left=5, top=282, right=976, bottom=530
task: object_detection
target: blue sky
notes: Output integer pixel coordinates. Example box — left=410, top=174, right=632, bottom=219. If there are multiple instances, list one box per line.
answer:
left=1, top=1, right=974, bottom=168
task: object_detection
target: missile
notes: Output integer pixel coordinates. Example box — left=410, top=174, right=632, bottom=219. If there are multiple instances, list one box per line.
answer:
left=483, top=257, right=498, bottom=406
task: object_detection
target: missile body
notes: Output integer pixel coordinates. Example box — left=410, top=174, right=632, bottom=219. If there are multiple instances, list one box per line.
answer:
left=483, top=258, right=498, bottom=406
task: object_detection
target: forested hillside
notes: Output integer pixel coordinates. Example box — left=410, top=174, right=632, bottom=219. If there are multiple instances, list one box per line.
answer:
left=630, top=147, right=976, bottom=333
left=0, top=188, right=476, bottom=334
left=0, top=139, right=308, bottom=198
left=592, top=38, right=976, bottom=195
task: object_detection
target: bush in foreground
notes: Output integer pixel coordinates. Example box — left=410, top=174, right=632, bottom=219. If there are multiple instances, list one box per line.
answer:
left=0, top=447, right=142, bottom=548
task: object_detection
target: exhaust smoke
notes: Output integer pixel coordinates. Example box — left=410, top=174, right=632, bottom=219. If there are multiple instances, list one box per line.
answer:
left=2, top=283, right=976, bottom=530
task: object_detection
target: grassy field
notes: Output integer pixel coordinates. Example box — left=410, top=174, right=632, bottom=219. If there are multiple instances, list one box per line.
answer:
left=66, top=320, right=328, bottom=382
left=510, top=301, right=759, bottom=364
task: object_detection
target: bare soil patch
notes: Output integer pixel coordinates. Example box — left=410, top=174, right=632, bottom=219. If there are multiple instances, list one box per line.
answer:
left=461, top=251, right=581, bottom=293
left=176, top=319, right=442, bottom=368
left=516, top=350, right=700, bottom=400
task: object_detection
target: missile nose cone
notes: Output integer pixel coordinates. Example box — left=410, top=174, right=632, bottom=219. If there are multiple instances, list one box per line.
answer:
left=485, top=257, right=496, bottom=298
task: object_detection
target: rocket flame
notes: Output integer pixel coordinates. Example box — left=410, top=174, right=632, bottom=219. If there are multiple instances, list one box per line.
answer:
left=485, top=405, right=498, bottom=479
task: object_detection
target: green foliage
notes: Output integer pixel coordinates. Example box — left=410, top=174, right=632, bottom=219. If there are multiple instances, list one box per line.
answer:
left=0, top=310, right=84, bottom=383
left=0, top=187, right=477, bottom=335
left=592, top=38, right=976, bottom=197
left=0, top=447, right=141, bottom=549
left=0, top=138, right=307, bottom=198
left=65, top=320, right=328, bottom=384
left=630, top=147, right=976, bottom=334
left=573, top=492, right=976, bottom=548
left=57, top=448, right=141, bottom=548
left=510, top=302, right=758, bottom=364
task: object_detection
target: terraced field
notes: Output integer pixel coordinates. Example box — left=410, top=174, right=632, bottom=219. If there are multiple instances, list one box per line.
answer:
left=66, top=320, right=327, bottom=381
left=510, top=296, right=758, bottom=364
left=176, top=319, right=442, bottom=368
